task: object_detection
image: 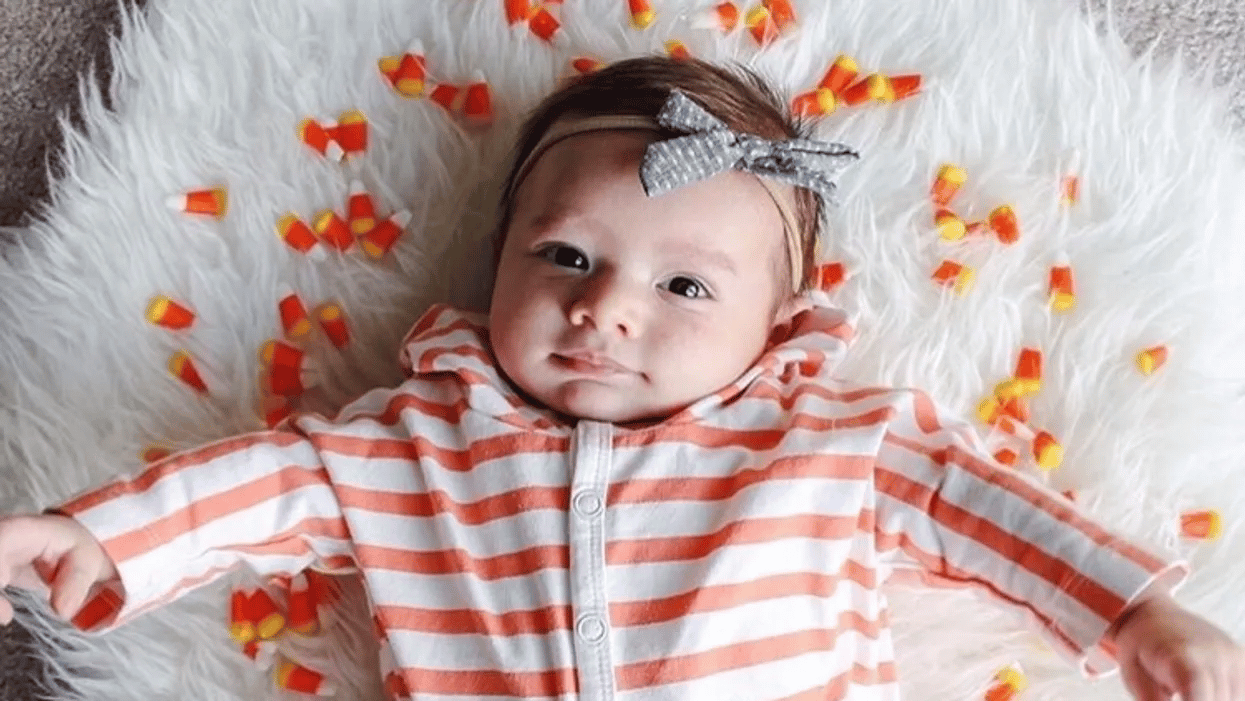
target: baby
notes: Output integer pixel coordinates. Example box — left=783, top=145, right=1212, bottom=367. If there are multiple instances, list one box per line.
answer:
left=0, top=56, right=1242, bottom=701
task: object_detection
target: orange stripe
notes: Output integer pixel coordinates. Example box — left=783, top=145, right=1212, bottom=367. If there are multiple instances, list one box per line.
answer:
left=746, top=381, right=897, bottom=412
left=877, top=465, right=1128, bottom=621
left=355, top=543, right=568, bottom=579
left=311, top=431, right=568, bottom=470
left=771, top=663, right=899, bottom=701
left=376, top=603, right=572, bottom=636
left=616, top=628, right=875, bottom=690
left=337, top=484, right=569, bottom=524
left=607, top=514, right=858, bottom=564
left=609, top=454, right=873, bottom=505
left=396, top=666, right=577, bottom=697
left=102, top=465, right=343, bottom=562
left=416, top=343, right=496, bottom=373
left=618, top=405, right=893, bottom=450
left=60, top=432, right=307, bottom=514
left=405, top=313, right=486, bottom=347
left=610, top=570, right=882, bottom=626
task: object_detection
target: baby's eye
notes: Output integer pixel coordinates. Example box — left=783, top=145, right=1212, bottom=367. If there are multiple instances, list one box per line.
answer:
left=537, top=244, right=589, bottom=271
left=664, top=276, right=709, bottom=299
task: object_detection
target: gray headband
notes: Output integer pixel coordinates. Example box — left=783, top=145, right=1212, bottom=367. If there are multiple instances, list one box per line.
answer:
left=511, top=89, right=859, bottom=291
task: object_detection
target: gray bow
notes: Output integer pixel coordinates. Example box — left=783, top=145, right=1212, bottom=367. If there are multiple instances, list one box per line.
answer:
left=639, top=89, right=859, bottom=207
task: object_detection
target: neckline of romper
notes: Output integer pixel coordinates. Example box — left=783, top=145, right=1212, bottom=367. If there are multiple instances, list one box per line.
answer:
left=397, top=302, right=854, bottom=434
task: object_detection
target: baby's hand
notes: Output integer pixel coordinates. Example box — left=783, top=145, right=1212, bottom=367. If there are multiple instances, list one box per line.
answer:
left=1110, top=590, right=1245, bottom=700
left=0, top=514, right=118, bottom=624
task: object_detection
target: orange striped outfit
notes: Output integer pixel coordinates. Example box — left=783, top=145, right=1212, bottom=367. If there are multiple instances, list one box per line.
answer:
left=59, top=303, right=1186, bottom=700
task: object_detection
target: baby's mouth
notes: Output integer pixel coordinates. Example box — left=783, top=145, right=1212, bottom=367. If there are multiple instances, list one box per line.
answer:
left=551, top=351, right=631, bottom=376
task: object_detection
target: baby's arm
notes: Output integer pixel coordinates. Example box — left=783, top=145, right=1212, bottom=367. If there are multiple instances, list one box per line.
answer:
left=0, top=513, right=116, bottom=625
left=0, top=425, right=352, bottom=631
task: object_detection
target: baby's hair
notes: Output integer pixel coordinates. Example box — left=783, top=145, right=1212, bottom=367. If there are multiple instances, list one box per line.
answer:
left=494, top=56, right=821, bottom=294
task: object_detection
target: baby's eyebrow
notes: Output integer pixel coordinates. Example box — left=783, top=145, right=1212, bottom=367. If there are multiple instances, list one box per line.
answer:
left=668, top=243, right=738, bottom=276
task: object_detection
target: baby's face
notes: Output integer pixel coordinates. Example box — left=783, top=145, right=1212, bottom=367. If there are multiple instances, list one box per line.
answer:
left=489, top=130, right=798, bottom=423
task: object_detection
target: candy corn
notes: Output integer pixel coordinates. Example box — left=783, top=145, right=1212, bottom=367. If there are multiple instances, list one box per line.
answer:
left=1013, top=347, right=1043, bottom=395
left=931, top=164, right=967, bottom=207
left=840, top=74, right=885, bottom=106
left=993, top=448, right=1019, bottom=467
left=261, top=341, right=317, bottom=397
left=142, top=445, right=171, bottom=463
left=985, top=663, right=1027, bottom=701
left=1061, top=175, right=1079, bottom=205
left=1031, top=430, right=1063, bottom=471
left=169, top=350, right=208, bottom=394
left=463, top=72, right=494, bottom=126
left=505, top=0, right=533, bottom=24
left=932, top=260, right=974, bottom=295
left=813, top=262, right=846, bottom=292
left=347, top=180, right=377, bottom=235
left=378, top=40, right=427, bottom=98
left=988, top=205, right=1019, bottom=244
left=744, top=4, right=778, bottom=45
left=166, top=187, right=228, bottom=219
left=791, top=88, right=836, bottom=118
left=297, top=118, right=344, bottom=161
left=1180, top=509, right=1223, bottom=540
left=276, top=214, right=327, bottom=260
left=819, top=54, right=859, bottom=96
left=278, top=289, right=312, bottom=338
left=699, top=2, right=739, bottom=32
left=146, top=295, right=195, bottom=330
left=528, top=5, right=562, bottom=43
left=258, top=393, right=293, bottom=429
left=329, top=110, right=368, bottom=157
left=242, top=639, right=277, bottom=670
left=935, top=208, right=967, bottom=242
left=276, top=659, right=336, bottom=696
left=260, top=338, right=305, bottom=369
left=230, top=588, right=257, bottom=644
left=313, top=209, right=354, bottom=252
left=70, top=586, right=122, bottom=631
left=1048, top=257, right=1075, bottom=312
left=571, top=56, right=607, bottom=75
left=762, top=0, right=796, bottom=30
left=879, top=74, right=921, bottom=102
left=1136, top=345, right=1168, bottom=376
left=428, top=82, right=461, bottom=112
left=316, top=303, right=351, bottom=348
left=286, top=572, right=321, bottom=636
left=250, top=588, right=286, bottom=640
left=361, top=209, right=412, bottom=259
left=665, top=39, right=691, bottom=60
left=628, top=0, right=655, bottom=29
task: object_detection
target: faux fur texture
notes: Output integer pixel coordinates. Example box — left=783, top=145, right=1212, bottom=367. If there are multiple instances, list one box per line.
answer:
left=1, top=1, right=1243, bottom=699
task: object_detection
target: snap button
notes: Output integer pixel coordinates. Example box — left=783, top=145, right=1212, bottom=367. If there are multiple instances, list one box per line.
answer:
left=572, top=490, right=604, bottom=517
left=575, top=613, right=607, bottom=643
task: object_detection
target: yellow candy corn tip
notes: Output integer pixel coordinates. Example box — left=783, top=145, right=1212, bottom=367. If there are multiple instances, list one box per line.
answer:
left=258, top=340, right=276, bottom=365
left=318, top=305, right=342, bottom=322
left=1036, top=444, right=1064, bottom=471
left=338, top=109, right=367, bottom=124
left=816, top=88, right=836, bottom=113
left=953, top=268, right=975, bottom=295
left=835, top=54, right=859, bottom=72
left=993, top=379, right=1025, bottom=400
left=995, top=666, right=1028, bottom=689
left=290, top=320, right=313, bottom=337
left=977, top=397, right=1000, bottom=424
left=168, top=351, right=189, bottom=373
left=937, top=218, right=966, bottom=242
left=360, top=241, right=383, bottom=259
left=631, top=10, right=655, bottom=28
left=938, top=164, right=968, bottom=184
left=145, top=296, right=170, bottom=324
left=394, top=79, right=425, bottom=98
left=229, top=623, right=257, bottom=645
left=350, top=218, right=377, bottom=235
left=377, top=55, right=401, bottom=74
left=1050, top=293, right=1075, bottom=312
left=256, top=613, right=285, bottom=640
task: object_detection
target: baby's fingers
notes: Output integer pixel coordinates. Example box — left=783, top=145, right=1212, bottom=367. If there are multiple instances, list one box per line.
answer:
left=48, top=556, right=101, bottom=620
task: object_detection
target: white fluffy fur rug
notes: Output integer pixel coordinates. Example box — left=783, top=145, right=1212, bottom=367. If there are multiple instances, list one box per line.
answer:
left=2, top=0, right=1243, bottom=699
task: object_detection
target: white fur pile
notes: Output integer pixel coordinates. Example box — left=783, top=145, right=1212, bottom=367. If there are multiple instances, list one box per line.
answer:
left=1, top=0, right=1243, bottom=699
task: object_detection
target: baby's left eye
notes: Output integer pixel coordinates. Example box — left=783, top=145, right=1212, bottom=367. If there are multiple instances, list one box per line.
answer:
left=663, top=276, right=709, bottom=299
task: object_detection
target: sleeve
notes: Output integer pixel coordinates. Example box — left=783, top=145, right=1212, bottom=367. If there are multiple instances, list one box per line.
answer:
left=53, top=421, right=355, bottom=632
left=871, top=388, right=1189, bottom=677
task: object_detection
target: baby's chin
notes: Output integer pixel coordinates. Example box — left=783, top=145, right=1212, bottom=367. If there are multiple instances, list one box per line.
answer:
left=538, top=382, right=688, bottom=425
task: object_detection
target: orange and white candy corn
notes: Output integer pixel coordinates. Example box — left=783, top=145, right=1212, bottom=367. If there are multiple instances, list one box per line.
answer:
left=1061, top=175, right=1079, bottom=205
left=819, top=54, right=859, bottom=97
left=146, top=295, right=195, bottom=330
left=297, top=118, right=344, bottom=161
left=286, top=572, right=321, bottom=636
left=1031, top=430, right=1063, bottom=471
left=278, top=288, right=312, bottom=338
left=329, top=110, right=368, bottom=158
left=1013, top=347, right=1042, bottom=394
left=505, top=0, right=533, bottom=24
left=260, top=338, right=306, bottom=369
left=167, top=186, right=228, bottom=219
left=628, top=0, right=655, bottom=29
left=988, top=204, right=1019, bottom=244
left=1180, top=509, right=1223, bottom=540
left=813, top=261, right=846, bottom=292
left=463, top=71, right=494, bottom=126
left=249, top=588, right=286, bottom=640
left=276, top=214, right=327, bottom=261
left=169, top=350, right=208, bottom=394
left=1136, top=345, right=1168, bottom=376
left=840, top=74, right=888, bottom=106
left=931, top=164, right=967, bottom=207
left=744, top=4, right=779, bottom=45
left=70, top=585, right=122, bottom=631
left=761, top=0, right=796, bottom=30
left=932, top=259, right=974, bottom=295
left=985, top=663, right=1027, bottom=701
left=313, top=209, right=355, bottom=252
left=571, top=56, right=607, bottom=75
left=527, top=5, right=562, bottom=43
left=993, top=448, right=1019, bottom=467
left=257, top=393, right=293, bottom=429
left=665, top=39, right=691, bottom=60
left=242, top=639, right=277, bottom=670
left=1048, top=256, right=1076, bottom=312
left=230, top=588, right=257, bottom=644
left=347, top=180, right=377, bottom=235
left=378, top=40, right=427, bottom=98
left=935, top=208, right=967, bottom=242
left=361, top=209, right=413, bottom=259
left=695, top=2, right=740, bottom=32
left=791, top=88, right=836, bottom=118
left=428, top=82, right=461, bottom=112
left=265, top=360, right=317, bottom=397
left=276, top=659, right=336, bottom=696
left=316, top=303, right=351, bottom=348
left=142, top=445, right=172, bottom=463
left=876, top=74, right=921, bottom=102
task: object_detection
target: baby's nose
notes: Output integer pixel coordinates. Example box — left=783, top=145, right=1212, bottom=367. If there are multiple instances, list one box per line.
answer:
left=569, top=273, right=644, bottom=337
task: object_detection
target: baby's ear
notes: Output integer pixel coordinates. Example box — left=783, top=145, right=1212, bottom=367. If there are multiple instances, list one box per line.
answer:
left=773, top=293, right=813, bottom=327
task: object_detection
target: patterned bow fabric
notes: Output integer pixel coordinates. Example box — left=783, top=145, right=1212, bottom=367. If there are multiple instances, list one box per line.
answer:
left=640, top=89, right=859, bottom=207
